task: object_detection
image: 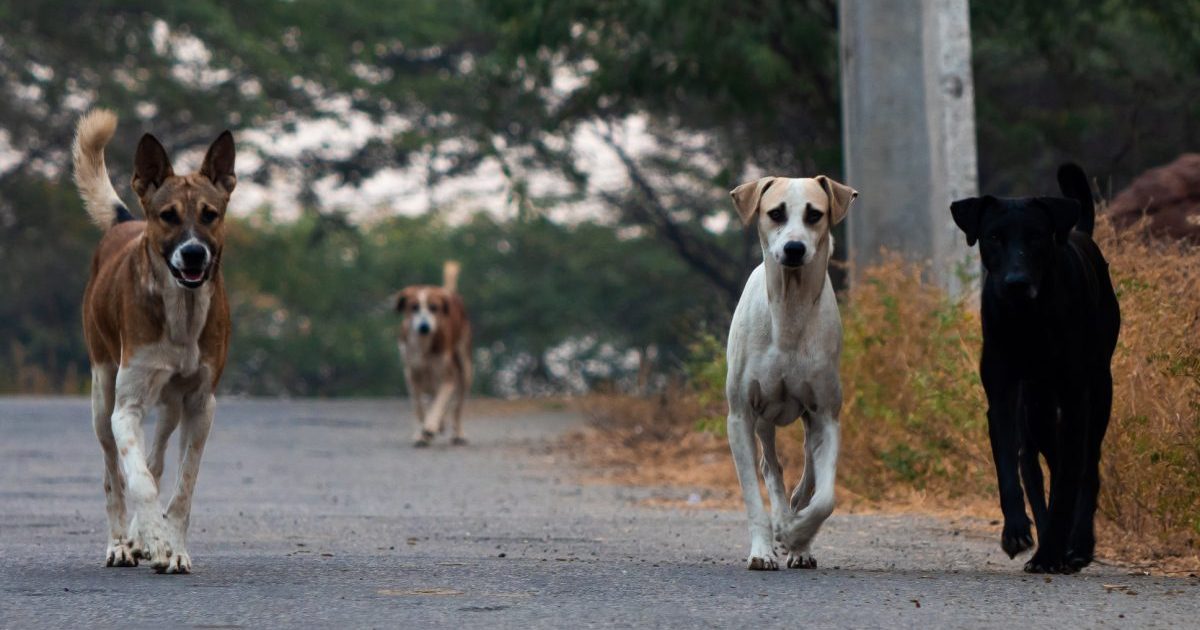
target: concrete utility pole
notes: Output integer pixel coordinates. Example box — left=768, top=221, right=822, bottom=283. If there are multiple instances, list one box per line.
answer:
left=840, top=0, right=979, bottom=296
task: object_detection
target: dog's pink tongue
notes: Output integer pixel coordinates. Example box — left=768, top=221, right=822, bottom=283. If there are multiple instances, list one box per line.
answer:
left=183, top=270, right=204, bottom=281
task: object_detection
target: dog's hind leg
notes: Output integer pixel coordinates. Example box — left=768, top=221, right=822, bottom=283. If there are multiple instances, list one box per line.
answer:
left=423, top=381, right=456, bottom=440
left=148, top=396, right=182, bottom=489
left=92, top=364, right=136, bottom=567
left=754, top=422, right=790, bottom=534
left=789, top=430, right=816, bottom=512
left=159, top=391, right=215, bottom=574
left=405, top=369, right=430, bottom=446
left=786, top=426, right=817, bottom=568
left=1027, top=390, right=1088, bottom=574
left=778, top=412, right=839, bottom=564
left=1067, top=372, right=1112, bottom=571
left=728, top=411, right=777, bottom=570
left=449, top=386, right=467, bottom=446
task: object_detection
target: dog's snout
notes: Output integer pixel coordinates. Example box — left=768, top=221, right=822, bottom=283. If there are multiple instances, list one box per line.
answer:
left=1003, top=273, right=1037, bottom=300
left=178, top=243, right=209, bottom=268
left=417, top=321, right=431, bottom=335
left=782, top=241, right=807, bottom=267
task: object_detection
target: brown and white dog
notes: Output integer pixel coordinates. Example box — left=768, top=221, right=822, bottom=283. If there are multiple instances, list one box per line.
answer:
left=395, top=261, right=473, bottom=447
left=73, top=109, right=236, bottom=574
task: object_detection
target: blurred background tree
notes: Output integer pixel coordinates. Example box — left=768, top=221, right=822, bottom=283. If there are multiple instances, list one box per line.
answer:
left=2, top=0, right=1197, bottom=395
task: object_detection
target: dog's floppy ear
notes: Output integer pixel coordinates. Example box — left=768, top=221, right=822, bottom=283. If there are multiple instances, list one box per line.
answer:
left=950, top=195, right=993, bottom=246
left=200, top=130, right=237, bottom=196
left=1034, top=197, right=1080, bottom=244
left=815, top=175, right=858, bottom=225
left=730, top=177, right=778, bottom=225
left=131, top=133, right=174, bottom=199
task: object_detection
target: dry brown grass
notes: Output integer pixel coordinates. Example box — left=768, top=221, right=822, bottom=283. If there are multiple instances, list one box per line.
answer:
left=574, top=217, right=1200, bottom=570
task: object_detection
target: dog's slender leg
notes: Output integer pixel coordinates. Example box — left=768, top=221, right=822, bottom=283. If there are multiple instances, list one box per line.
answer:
left=1067, top=372, right=1111, bottom=571
left=786, top=428, right=817, bottom=568
left=92, top=364, right=136, bottom=567
left=789, top=431, right=816, bottom=512
left=159, top=391, right=214, bottom=574
left=450, top=383, right=467, bottom=446
left=985, top=376, right=1033, bottom=559
left=728, top=411, right=776, bottom=570
left=422, top=380, right=456, bottom=439
left=112, top=365, right=173, bottom=571
left=1027, top=388, right=1088, bottom=574
left=405, top=368, right=430, bottom=446
left=754, top=421, right=789, bottom=533
left=148, top=396, right=183, bottom=489
left=1019, top=384, right=1051, bottom=549
left=778, top=413, right=838, bottom=559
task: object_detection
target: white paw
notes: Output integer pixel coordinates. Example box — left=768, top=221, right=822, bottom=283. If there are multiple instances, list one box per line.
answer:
left=787, top=550, right=817, bottom=569
left=746, top=540, right=779, bottom=570
left=160, top=549, right=192, bottom=574
left=105, top=538, right=138, bottom=567
left=130, top=512, right=174, bottom=571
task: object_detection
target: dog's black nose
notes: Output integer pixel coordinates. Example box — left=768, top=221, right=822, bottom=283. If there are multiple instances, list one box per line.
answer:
left=417, top=322, right=431, bottom=335
left=782, top=241, right=807, bottom=266
left=179, top=243, right=208, bottom=268
left=1004, top=273, right=1037, bottom=300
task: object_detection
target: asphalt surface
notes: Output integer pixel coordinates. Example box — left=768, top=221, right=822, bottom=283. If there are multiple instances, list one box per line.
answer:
left=2, top=397, right=1197, bottom=629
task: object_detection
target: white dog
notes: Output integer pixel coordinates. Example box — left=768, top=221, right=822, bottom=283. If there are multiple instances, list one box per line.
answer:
left=725, top=175, right=858, bottom=570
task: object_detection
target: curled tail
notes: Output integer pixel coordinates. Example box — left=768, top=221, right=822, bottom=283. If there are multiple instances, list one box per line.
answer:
left=1057, top=162, right=1094, bottom=235
left=442, top=260, right=461, bottom=293
left=72, top=109, right=135, bottom=228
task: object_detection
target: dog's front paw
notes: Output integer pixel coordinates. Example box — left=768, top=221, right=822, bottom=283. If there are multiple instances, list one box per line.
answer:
left=747, top=553, right=779, bottom=571
left=130, top=513, right=174, bottom=571
left=746, top=539, right=778, bottom=571
left=1024, top=550, right=1076, bottom=574
left=451, top=436, right=467, bottom=446
left=413, top=430, right=435, bottom=448
left=1001, top=522, right=1034, bottom=558
left=105, top=538, right=138, bottom=567
left=786, top=550, right=817, bottom=569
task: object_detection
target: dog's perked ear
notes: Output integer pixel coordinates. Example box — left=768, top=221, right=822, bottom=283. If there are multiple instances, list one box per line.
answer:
left=1034, top=197, right=1080, bottom=244
left=730, top=177, right=778, bottom=225
left=950, top=195, right=993, bottom=246
left=815, top=175, right=858, bottom=225
left=131, top=133, right=174, bottom=199
left=200, top=130, right=237, bottom=196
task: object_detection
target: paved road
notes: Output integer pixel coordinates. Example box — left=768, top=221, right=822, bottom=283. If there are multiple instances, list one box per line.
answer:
left=2, top=397, right=1196, bottom=628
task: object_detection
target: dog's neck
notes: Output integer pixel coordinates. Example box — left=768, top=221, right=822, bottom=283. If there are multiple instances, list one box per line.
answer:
left=762, top=238, right=830, bottom=344
left=141, top=237, right=215, bottom=346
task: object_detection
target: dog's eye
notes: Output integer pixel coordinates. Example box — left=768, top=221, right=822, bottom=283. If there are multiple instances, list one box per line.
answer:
left=411, top=305, right=419, bottom=312
left=159, top=209, right=181, bottom=225
left=804, top=205, right=823, bottom=225
left=200, top=209, right=220, bottom=225
left=766, top=204, right=786, bottom=223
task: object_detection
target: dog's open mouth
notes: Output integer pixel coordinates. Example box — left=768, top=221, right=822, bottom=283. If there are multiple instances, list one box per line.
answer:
left=168, top=264, right=208, bottom=289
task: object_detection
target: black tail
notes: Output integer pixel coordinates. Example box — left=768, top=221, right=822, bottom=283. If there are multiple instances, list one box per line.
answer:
left=1057, top=163, right=1094, bottom=235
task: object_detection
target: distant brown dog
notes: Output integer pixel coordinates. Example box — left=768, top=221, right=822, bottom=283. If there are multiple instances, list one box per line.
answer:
left=73, top=108, right=236, bottom=574
left=395, top=261, right=472, bottom=447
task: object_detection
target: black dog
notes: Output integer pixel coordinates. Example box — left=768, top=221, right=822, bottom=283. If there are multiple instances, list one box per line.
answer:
left=951, top=164, right=1120, bottom=574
